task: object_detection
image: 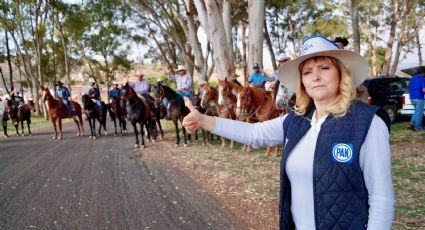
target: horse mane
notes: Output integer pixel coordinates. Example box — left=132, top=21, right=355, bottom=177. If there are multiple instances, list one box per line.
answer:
left=230, top=79, right=242, bottom=86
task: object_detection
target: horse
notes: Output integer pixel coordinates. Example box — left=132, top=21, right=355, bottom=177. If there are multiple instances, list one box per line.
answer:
left=152, top=97, right=166, bottom=140
left=236, top=86, right=281, bottom=156
left=5, top=99, right=34, bottom=136
left=121, top=83, right=156, bottom=148
left=81, top=94, right=107, bottom=139
left=199, top=83, right=221, bottom=143
left=40, top=86, right=84, bottom=139
left=217, top=79, right=242, bottom=148
left=153, top=82, right=190, bottom=146
left=1, top=98, right=9, bottom=137
left=108, top=97, right=127, bottom=136
left=274, top=80, right=295, bottom=114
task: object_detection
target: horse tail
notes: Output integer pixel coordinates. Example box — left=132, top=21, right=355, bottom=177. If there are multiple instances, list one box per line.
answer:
left=72, top=101, right=84, bottom=130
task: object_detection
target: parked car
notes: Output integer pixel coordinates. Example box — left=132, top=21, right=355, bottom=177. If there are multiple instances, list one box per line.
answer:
left=398, top=66, right=425, bottom=116
left=363, top=76, right=410, bottom=123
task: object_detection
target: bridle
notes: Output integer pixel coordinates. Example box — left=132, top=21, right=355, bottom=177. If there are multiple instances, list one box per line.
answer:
left=219, top=82, right=236, bottom=111
left=237, top=88, right=266, bottom=120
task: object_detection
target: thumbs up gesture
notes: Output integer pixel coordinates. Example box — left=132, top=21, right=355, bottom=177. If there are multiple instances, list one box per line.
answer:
left=182, top=97, right=204, bottom=134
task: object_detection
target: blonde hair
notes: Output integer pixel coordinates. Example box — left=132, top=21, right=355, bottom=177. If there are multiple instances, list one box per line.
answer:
left=294, top=56, right=356, bottom=118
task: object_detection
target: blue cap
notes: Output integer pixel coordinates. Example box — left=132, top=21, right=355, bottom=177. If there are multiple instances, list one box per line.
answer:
left=253, top=63, right=260, bottom=68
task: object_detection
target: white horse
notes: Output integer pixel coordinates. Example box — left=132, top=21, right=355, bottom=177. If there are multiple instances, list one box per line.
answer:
left=274, top=80, right=295, bottom=113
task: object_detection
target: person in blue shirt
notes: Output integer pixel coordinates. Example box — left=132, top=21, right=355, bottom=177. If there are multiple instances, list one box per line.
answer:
left=408, top=69, right=425, bottom=132
left=108, top=82, right=121, bottom=101
left=248, top=63, right=266, bottom=90
left=88, top=82, right=103, bottom=115
left=55, top=81, right=76, bottom=117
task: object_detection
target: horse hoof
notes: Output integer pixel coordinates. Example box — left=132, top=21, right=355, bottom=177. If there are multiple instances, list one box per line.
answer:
left=52, top=136, right=56, bottom=140
left=104, top=132, right=108, bottom=136
left=183, top=144, right=188, bottom=147
left=160, top=137, right=164, bottom=141
left=174, top=144, right=179, bottom=147
left=134, top=144, right=139, bottom=148
left=93, top=136, right=96, bottom=140
left=141, top=145, right=145, bottom=149
left=152, top=139, right=156, bottom=143
left=58, top=137, right=62, bottom=140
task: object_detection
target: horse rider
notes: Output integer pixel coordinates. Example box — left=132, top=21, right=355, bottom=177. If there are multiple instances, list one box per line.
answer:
left=169, top=65, right=193, bottom=99
left=130, top=74, right=151, bottom=99
left=56, top=80, right=77, bottom=118
left=265, top=53, right=292, bottom=91
left=249, top=63, right=266, bottom=90
left=108, top=81, right=122, bottom=102
left=10, top=89, right=24, bottom=108
left=88, top=81, right=104, bottom=115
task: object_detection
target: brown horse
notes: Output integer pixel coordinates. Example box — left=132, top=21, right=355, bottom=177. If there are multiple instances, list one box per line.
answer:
left=217, top=79, right=242, bottom=148
left=41, top=87, right=84, bottom=139
left=236, top=86, right=281, bottom=156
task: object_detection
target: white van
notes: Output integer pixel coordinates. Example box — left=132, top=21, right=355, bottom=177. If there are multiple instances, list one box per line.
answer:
left=397, top=66, right=425, bottom=116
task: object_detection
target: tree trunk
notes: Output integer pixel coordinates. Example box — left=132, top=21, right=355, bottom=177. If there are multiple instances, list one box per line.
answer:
left=382, top=0, right=400, bottom=75
left=264, top=18, right=277, bottom=71
left=240, top=20, right=248, bottom=84
left=371, top=30, right=378, bottom=76
left=5, top=29, right=14, bottom=92
left=247, top=0, right=265, bottom=74
left=222, top=0, right=234, bottom=66
left=417, top=32, right=423, bottom=66
left=389, top=0, right=409, bottom=75
left=193, top=0, right=235, bottom=80
left=348, top=0, right=361, bottom=53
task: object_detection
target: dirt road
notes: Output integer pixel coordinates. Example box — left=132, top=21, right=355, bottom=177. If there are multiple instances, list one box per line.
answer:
left=0, top=123, right=244, bottom=230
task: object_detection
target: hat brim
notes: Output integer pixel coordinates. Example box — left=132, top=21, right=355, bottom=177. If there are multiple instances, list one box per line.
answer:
left=277, top=50, right=368, bottom=92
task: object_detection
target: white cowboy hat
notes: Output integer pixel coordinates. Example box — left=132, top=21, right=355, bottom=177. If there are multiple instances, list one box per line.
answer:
left=277, top=53, right=290, bottom=62
left=276, top=35, right=368, bottom=92
left=176, top=65, right=186, bottom=72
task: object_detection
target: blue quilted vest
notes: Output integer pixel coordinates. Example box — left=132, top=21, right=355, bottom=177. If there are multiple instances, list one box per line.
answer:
left=279, top=101, right=390, bottom=230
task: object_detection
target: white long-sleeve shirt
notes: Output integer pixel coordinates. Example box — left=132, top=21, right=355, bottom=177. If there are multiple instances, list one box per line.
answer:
left=213, top=112, right=395, bottom=230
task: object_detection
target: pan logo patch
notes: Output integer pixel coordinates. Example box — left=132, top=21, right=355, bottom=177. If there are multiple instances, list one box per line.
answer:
left=331, top=143, right=353, bottom=163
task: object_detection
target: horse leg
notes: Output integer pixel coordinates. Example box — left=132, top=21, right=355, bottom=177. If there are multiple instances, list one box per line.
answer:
left=21, top=120, right=25, bottom=136
left=93, top=117, right=97, bottom=139
left=2, top=120, right=8, bottom=137
left=58, top=119, right=63, bottom=139
left=181, top=123, right=188, bottom=147
left=139, top=122, right=145, bottom=148
left=112, top=116, right=118, bottom=136
left=145, top=122, right=151, bottom=142
left=122, top=118, right=127, bottom=134
left=266, top=146, right=272, bottom=156
left=87, top=118, right=93, bottom=138
left=27, top=119, right=32, bottom=135
left=221, top=136, right=226, bottom=148
left=173, top=119, right=180, bottom=146
left=132, top=121, right=139, bottom=148
left=157, top=119, right=164, bottom=140
left=150, top=120, right=157, bottom=142
left=77, top=113, right=84, bottom=136
left=202, top=129, right=206, bottom=145
left=274, top=145, right=281, bottom=157
left=51, top=119, right=57, bottom=139
left=14, top=122, right=19, bottom=136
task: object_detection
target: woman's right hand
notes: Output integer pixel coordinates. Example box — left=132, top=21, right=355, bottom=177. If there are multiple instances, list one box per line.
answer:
left=182, top=97, right=204, bottom=134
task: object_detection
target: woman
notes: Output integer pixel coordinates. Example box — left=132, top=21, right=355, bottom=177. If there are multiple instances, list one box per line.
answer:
left=182, top=36, right=395, bottom=229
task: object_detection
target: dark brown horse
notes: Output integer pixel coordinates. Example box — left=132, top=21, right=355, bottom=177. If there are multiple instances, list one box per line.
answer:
left=121, top=83, right=156, bottom=148
left=5, top=99, right=35, bottom=136
left=236, top=86, right=281, bottom=156
left=108, top=97, right=127, bottom=136
left=41, top=86, right=84, bottom=139
left=81, top=94, right=107, bottom=139
left=153, top=82, right=190, bottom=146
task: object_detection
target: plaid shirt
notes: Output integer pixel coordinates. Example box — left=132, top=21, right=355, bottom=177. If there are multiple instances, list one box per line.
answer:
left=130, top=80, right=150, bottom=95
left=169, top=73, right=193, bottom=93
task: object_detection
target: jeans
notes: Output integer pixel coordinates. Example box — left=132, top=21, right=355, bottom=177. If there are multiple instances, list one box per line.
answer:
left=410, top=99, right=424, bottom=130
left=63, top=100, right=76, bottom=117
left=94, top=100, right=103, bottom=115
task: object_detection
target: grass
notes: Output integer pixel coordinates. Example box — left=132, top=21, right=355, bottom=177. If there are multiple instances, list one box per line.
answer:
left=2, top=114, right=55, bottom=137
left=389, top=122, right=425, bottom=229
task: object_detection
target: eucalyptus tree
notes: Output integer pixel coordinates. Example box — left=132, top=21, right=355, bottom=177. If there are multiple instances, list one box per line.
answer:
left=83, top=0, right=132, bottom=100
